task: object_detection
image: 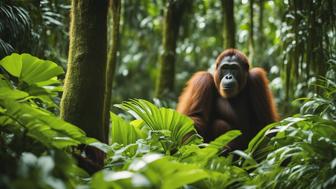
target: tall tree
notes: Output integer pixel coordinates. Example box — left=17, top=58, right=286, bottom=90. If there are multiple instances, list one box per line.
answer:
left=104, top=0, right=121, bottom=141
left=60, top=0, right=108, bottom=144
left=254, top=0, right=265, bottom=68
left=258, top=0, right=264, bottom=50
left=221, top=0, right=235, bottom=49
left=248, top=0, right=254, bottom=64
left=155, top=0, right=188, bottom=99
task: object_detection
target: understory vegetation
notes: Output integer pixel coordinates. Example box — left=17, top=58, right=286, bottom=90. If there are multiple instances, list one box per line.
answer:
left=0, top=54, right=335, bottom=189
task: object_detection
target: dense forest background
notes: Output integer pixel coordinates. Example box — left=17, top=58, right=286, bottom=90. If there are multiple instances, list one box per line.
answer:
left=2, top=0, right=335, bottom=115
left=0, top=0, right=335, bottom=188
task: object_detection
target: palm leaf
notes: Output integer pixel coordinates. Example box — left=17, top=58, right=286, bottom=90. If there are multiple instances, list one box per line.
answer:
left=116, top=99, right=196, bottom=147
left=0, top=99, right=96, bottom=149
left=0, top=4, right=31, bottom=58
left=110, top=112, right=144, bottom=145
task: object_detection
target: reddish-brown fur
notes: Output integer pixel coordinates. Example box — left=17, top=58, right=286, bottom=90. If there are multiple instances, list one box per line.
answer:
left=177, top=49, right=279, bottom=149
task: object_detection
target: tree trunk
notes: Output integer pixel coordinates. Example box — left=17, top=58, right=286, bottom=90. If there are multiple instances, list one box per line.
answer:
left=248, top=0, right=254, bottom=64
left=155, top=0, right=188, bottom=99
left=221, top=0, right=235, bottom=49
left=255, top=0, right=265, bottom=68
left=61, top=0, right=108, bottom=144
left=104, top=0, right=121, bottom=142
left=258, top=0, right=264, bottom=46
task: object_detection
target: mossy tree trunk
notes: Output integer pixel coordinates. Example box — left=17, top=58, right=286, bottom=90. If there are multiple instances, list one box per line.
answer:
left=248, top=0, right=254, bottom=64
left=258, top=0, right=264, bottom=50
left=255, top=0, right=265, bottom=68
left=155, top=0, right=188, bottom=99
left=104, top=0, right=121, bottom=142
left=61, top=0, right=108, bottom=144
left=221, top=0, right=235, bottom=49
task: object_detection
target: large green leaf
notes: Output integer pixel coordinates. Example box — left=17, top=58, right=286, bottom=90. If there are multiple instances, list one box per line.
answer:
left=0, top=53, right=22, bottom=77
left=0, top=53, right=64, bottom=84
left=110, top=112, right=144, bottom=145
left=177, top=130, right=241, bottom=165
left=208, top=130, right=242, bottom=150
left=116, top=99, right=197, bottom=148
left=91, top=170, right=150, bottom=189
left=0, top=87, right=29, bottom=100
left=138, top=155, right=209, bottom=189
left=92, top=154, right=209, bottom=189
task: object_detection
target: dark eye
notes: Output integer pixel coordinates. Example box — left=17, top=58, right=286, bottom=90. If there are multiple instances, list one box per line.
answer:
left=231, top=69, right=238, bottom=75
left=231, top=65, right=239, bottom=70
left=220, top=68, right=229, bottom=75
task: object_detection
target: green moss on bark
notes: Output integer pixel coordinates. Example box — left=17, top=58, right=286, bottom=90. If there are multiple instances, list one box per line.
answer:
left=155, top=0, right=188, bottom=99
left=104, top=0, right=121, bottom=141
left=60, top=0, right=108, bottom=143
left=222, top=0, right=236, bottom=49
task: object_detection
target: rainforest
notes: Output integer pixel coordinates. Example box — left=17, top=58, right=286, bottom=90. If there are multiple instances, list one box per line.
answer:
left=0, top=0, right=335, bottom=189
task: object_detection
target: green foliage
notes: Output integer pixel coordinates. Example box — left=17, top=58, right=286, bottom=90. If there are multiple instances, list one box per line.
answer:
left=281, top=0, right=336, bottom=103
left=299, top=68, right=336, bottom=120
left=97, top=126, right=247, bottom=189
left=110, top=112, right=145, bottom=146
left=115, top=99, right=199, bottom=153
left=96, top=98, right=249, bottom=189
left=245, top=115, right=336, bottom=189
left=0, top=150, right=87, bottom=189
left=0, top=53, right=64, bottom=84
left=92, top=154, right=209, bottom=189
left=0, top=53, right=64, bottom=111
left=177, top=130, right=241, bottom=164
left=0, top=2, right=31, bottom=58
left=0, top=0, right=70, bottom=66
left=0, top=53, right=100, bottom=189
left=0, top=99, right=96, bottom=149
